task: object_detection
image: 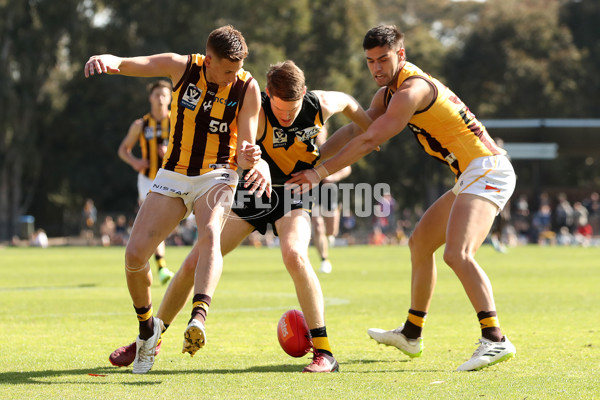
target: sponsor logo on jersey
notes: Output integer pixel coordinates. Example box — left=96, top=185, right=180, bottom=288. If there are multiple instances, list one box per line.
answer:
left=295, top=126, right=319, bottom=142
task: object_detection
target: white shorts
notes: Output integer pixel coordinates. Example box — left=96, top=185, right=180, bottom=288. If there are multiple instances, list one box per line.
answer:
left=452, top=155, right=515, bottom=212
left=137, top=174, right=154, bottom=202
left=150, top=168, right=239, bottom=219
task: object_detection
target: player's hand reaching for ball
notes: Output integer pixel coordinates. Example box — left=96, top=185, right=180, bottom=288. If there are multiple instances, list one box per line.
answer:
left=243, top=158, right=272, bottom=198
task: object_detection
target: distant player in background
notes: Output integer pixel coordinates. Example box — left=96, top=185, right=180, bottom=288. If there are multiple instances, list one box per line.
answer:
left=311, top=126, right=351, bottom=273
left=118, top=80, right=175, bottom=285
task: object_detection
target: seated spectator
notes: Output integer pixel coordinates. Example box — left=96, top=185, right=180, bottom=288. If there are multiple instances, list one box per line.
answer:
left=531, top=204, right=555, bottom=245
left=100, top=216, right=116, bottom=247
left=112, top=214, right=129, bottom=246
left=574, top=215, right=593, bottom=247
left=369, top=226, right=388, bottom=246
left=556, top=226, right=573, bottom=246
left=30, top=229, right=49, bottom=248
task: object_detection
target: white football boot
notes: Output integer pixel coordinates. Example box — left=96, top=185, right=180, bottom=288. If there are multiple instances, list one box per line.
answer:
left=132, top=317, right=164, bottom=374
left=367, top=325, right=423, bottom=358
left=456, top=336, right=516, bottom=371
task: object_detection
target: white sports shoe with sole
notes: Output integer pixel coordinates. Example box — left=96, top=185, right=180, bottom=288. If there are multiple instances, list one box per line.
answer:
left=132, top=317, right=164, bottom=374
left=367, top=325, right=423, bottom=358
left=319, top=260, right=332, bottom=274
left=182, top=318, right=206, bottom=357
left=456, top=336, right=516, bottom=371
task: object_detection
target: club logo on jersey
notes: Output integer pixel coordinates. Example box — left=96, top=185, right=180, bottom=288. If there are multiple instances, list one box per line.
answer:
left=272, top=127, right=288, bottom=148
left=143, top=126, right=157, bottom=139
left=203, top=100, right=213, bottom=112
left=181, top=84, right=203, bottom=110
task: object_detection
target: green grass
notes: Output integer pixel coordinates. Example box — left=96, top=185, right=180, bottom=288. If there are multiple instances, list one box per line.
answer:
left=0, top=245, right=598, bottom=399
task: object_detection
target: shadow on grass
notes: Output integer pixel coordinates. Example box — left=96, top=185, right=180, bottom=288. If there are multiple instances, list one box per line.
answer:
left=341, top=358, right=447, bottom=373
left=0, top=359, right=446, bottom=384
left=0, top=363, right=312, bottom=385
left=0, top=283, right=97, bottom=292
left=0, top=367, right=153, bottom=385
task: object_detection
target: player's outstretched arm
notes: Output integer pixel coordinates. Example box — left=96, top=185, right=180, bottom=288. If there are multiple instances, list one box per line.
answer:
left=314, top=90, right=372, bottom=132
left=317, top=88, right=387, bottom=160
left=84, top=53, right=188, bottom=82
left=287, top=79, right=430, bottom=192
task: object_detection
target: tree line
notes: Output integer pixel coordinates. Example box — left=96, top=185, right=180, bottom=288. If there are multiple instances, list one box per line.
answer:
left=1, top=0, right=598, bottom=240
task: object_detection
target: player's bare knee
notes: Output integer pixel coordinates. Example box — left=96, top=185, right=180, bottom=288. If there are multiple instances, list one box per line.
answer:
left=408, top=232, right=428, bottom=254
left=282, top=248, right=306, bottom=272
left=443, top=248, right=471, bottom=271
left=124, top=247, right=147, bottom=271
left=196, top=223, right=219, bottom=245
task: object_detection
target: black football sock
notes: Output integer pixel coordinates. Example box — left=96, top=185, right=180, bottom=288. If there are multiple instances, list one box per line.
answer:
left=135, top=304, right=154, bottom=340
left=478, top=311, right=503, bottom=342
left=190, top=294, right=211, bottom=325
left=310, top=326, right=333, bottom=358
left=400, top=309, right=427, bottom=339
left=155, top=255, right=167, bottom=271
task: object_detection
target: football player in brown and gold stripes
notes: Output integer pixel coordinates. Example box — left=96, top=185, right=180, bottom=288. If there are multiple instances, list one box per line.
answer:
left=85, top=25, right=269, bottom=374
left=288, top=25, right=517, bottom=372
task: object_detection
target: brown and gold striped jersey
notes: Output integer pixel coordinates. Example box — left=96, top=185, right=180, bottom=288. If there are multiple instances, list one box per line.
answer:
left=164, top=54, right=254, bottom=176
left=385, top=62, right=505, bottom=178
left=139, top=113, right=170, bottom=179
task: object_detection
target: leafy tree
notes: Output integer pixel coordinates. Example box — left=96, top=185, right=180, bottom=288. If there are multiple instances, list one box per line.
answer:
left=445, top=0, right=585, bottom=118
left=0, top=0, right=93, bottom=240
left=560, top=0, right=600, bottom=117
left=3, top=0, right=597, bottom=240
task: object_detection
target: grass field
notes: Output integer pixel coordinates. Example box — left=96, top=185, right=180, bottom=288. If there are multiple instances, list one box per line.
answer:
left=0, top=244, right=598, bottom=399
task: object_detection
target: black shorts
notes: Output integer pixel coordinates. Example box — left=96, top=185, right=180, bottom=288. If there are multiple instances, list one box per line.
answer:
left=313, top=182, right=339, bottom=213
left=231, top=184, right=313, bottom=235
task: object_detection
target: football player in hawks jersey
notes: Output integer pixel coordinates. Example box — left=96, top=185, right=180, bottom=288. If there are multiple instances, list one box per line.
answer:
left=288, top=25, right=517, bottom=372
left=108, top=60, right=372, bottom=373
left=85, top=25, right=269, bottom=374
left=118, top=80, right=175, bottom=285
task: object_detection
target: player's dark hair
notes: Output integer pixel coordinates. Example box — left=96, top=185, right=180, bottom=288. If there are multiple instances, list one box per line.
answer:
left=147, top=79, right=172, bottom=95
left=363, top=25, right=405, bottom=50
left=207, top=25, right=248, bottom=61
left=266, top=60, right=305, bottom=101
